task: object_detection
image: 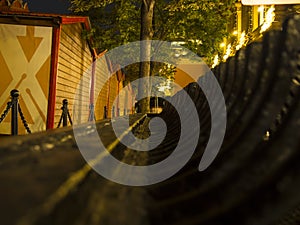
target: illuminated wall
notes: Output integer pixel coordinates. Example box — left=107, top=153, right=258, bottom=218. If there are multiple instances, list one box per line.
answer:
left=55, top=23, right=92, bottom=127
left=213, top=1, right=298, bottom=66
left=0, top=24, right=52, bottom=134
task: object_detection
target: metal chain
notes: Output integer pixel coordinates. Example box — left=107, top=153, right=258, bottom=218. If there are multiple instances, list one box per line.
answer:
left=0, top=102, right=12, bottom=124
left=18, top=103, right=31, bottom=134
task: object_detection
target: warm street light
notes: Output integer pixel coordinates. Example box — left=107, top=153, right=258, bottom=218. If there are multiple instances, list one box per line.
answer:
left=258, top=5, right=264, bottom=13
left=212, top=55, right=219, bottom=68
left=236, top=31, right=246, bottom=50
left=223, top=44, right=232, bottom=61
left=260, top=6, right=275, bottom=33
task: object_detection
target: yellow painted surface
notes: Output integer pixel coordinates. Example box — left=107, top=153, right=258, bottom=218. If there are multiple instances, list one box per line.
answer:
left=0, top=24, right=52, bottom=134
left=56, top=23, right=92, bottom=127
left=173, top=64, right=208, bottom=94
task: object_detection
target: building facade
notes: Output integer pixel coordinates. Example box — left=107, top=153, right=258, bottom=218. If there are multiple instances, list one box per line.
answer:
left=0, top=2, right=135, bottom=135
left=213, top=1, right=300, bottom=66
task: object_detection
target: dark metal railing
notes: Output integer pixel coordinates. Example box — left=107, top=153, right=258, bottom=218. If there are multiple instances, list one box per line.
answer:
left=0, top=89, right=31, bottom=135
left=57, top=99, right=73, bottom=128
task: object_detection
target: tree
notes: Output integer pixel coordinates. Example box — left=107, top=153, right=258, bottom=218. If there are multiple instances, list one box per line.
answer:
left=70, top=0, right=235, bottom=111
left=138, top=0, right=155, bottom=113
left=71, top=0, right=235, bottom=60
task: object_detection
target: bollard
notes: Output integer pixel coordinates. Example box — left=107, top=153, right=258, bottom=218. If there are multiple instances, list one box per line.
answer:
left=10, top=89, right=19, bottom=136
left=57, top=99, right=72, bottom=128
left=104, top=106, right=107, bottom=119
left=88, top=103, right=94, bottom=122
left=62, top=99, right=68, bottom=127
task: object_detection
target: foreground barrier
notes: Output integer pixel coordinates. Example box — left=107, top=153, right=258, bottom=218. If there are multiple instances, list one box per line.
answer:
left=0, top=89, right=31, bottom=135
left=0, top=15, right=300, bottom=225
left=57, top=99, right=73, bottom=128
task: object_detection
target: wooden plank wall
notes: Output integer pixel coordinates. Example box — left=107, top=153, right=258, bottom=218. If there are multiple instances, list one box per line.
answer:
left=94, top=56, right=109, bottom=120
left=123, top=84, right=135, bottom=115
left=94, top=59, right=135, bottom=119
left=107, top=72, right=119, bottom=117
left=54, top=23, right=135, bottom=124
left=55, top=23, right=93, bottom=127
left=109, top=76, right=135, bottom=117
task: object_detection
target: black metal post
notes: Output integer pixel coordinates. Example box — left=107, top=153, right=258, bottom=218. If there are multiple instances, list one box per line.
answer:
left=10, top=89, right=19, bottom=136
left=88, top=103, right=94, bottom=121
left=104, top=106, right=107, bottom=119
left=62, top=99, right=68, bottom=127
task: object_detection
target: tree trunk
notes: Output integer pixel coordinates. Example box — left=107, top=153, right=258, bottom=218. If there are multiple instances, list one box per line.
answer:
left=138, top=0, right=155, bottom=113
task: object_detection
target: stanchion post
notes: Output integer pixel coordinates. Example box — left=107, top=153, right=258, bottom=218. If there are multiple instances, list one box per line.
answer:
left=62, top=99, right=68, bottom=127
left=10, top=89, right=19, bottom=136
left=104, top=106, right=107, bottom=119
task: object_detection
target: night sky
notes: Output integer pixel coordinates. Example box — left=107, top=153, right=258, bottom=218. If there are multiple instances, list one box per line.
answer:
left=26, top=0, right=71, bottom=14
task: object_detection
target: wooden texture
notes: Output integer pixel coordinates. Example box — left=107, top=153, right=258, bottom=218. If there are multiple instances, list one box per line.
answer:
left=55, top=23, right=92, bottom=127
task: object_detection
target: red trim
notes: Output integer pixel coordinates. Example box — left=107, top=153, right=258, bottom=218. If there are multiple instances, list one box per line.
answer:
left=117, top=80, right=120, bottom=116
left=61, top=17, right=91, bottom=30
left=0, top=11, right=92, bottom=29
left=105, top=56, right=113, bottom=116
left=90, top=59, right=96, bottom=105
left=0, top=11, right=90, bottom=24
left=97, top=50, right=107, bottom=59
left=0, top=12, right=92, bottom=31
left=46, top=26, right=61, bottom=129
left=107, top=75, right=111, bottom=116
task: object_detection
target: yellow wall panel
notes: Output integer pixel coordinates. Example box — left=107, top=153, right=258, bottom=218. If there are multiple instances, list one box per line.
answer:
left=0, top=24, right=52, bottom=134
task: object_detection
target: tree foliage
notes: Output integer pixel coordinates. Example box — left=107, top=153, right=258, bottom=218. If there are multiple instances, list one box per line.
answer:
left=71, top=0, right=235, bottom=63
left=70, top=0, right=235, bottom=112
left=75, top=1, right=140, bottom=51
